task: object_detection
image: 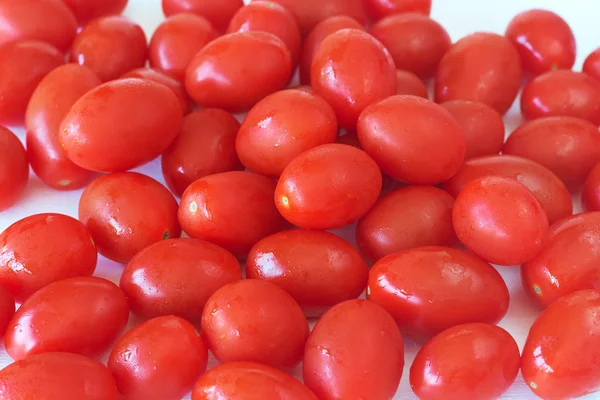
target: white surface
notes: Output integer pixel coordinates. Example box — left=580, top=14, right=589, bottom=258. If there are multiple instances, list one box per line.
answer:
left=0, top=0, right=598, bottom=399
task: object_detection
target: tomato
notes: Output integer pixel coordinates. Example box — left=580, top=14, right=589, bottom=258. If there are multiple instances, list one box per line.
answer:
left=357, top=95, right=466, bottom=185
left=246, top=229, right=368, bottom=317
left=0, top=127, right=28, bottom=211
left=201, top=280, right=309, bottom=368
left=505, top=9, right=576, bottom=75
left=108, top=316, right=208, bottom=400
left=162, top=0, right=243, bottom=33
left=121, top=67, right=191, bottom=114
left=70, top=16, right=147, bottom=82
left=503, top=116, right=600, bottom=188
left=583, top=47, right=600, bottom=82
left=453, top=176, right=549, bottom=266
left=192, top=362, right=318, bottom=400
left=186, top=31, right=292, bottom=112
left=311, top=29, right=396, bottom=129
left=520, top=70, right=600, bottom=125
left=444, top=155, right=572, bottom=224
left=0, top=285, right=14, bottom=338
left=0, top=352, right=118, bottom=400
left=0, top=213, right=97, bottom=303
left=440, top=100, right=505, bottom=160
left=303, top=299, right=404, bottom=400
left=522, top=290, right=600, bottom=399
left=275, top=144, right=382, bottom=230
left=236, top=89, right=338, bottom=178
left=410, top=323, right=520, bottom=400
left=583, top=163, right=600, bottom=211
left=59, top=78, right=182, bottom=172
left=149, top=13, right=218, bottom=82
left=0, top=40, right=64, bottom=125
left=395, top=70, right=428, bottom=98
left=62, top=0, right=128, bottom=26
left=5, top=276, right=128, bottom=361
left=363, top=0, right=432, bottom=21
left=435, top=32, right=522, bottom=115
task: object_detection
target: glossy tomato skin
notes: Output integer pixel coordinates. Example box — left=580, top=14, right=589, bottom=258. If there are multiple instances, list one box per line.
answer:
left=5, top=276, right=129, bottom=361
left=236, top=89, right=338, bottom=178
left=121, top=67, right=191, bottom=114
left=435, top=32, right=522, bottom=115
left=311, top=29, right=396, bottom=129
left=0, top=214, right=97, bottom=303
left=364, top=0, right=432, bottom=21
left=303, top=299, right=404, bottom=400
left=201, top=280, right=309, bottom=369
left=410, top=323, right=520, bottom=400
left=357, top=95, right=466, bottom=185
left=396, top=69, right=428, bottom=98
left=63, top=0, right=128, bottom=26
left=275, top=144, right=382, bottom=230
left=0, top=352, right=118, bottom=400
left=583, top=48, right=600, bottom=82
left=60, top=78, right=182, bottom=172
left=162, top=0, right=243, bottom=33
left=583, top=163, right=600, bottom=211
left=108, top=316, right=208, bottom=400
left=0, top=285, right=14, bottom=338
left=0, top=127, right=28, bottom=211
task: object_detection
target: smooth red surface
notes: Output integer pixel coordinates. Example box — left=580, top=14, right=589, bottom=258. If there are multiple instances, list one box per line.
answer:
left=0, top=285, right=14, bottom=338
left=121, top=67, right=191, bottom=114
left=395, top=70, right=428, bottom=98
left=364, top=0, right=432, bottom=20
left=583, top=163, right=600, bottom=211
left=0, top=127, right=28, bottom=211
left=162, top=0, right=243, bottom=33
left=63, top=0, right=128, bottom=25
left=583, top=48, right=600, bottom=82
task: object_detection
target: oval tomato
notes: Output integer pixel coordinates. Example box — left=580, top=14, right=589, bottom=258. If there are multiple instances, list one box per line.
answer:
left=0, top=127, right=28, bottom=211
left=0, top=285, right=14, bottom=338
left=162, top=0, right=243, bottom=33
left=396, top=69, right=428, bottom=98
left=583, top=47, right=600, bottom=82
left=583, top=163, right=600, bottom=211
left=364, top=0, right=432, bottom=20
left=62, top=0, right=128, bottom=25
left=121, top=67, right=191, bottom=114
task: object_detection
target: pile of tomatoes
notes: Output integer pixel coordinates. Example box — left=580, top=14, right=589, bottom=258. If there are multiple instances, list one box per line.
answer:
left=1, top=0, right=600, bottom=399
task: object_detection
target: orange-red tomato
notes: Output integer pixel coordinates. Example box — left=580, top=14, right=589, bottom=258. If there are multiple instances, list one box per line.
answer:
left=396, top=69, right=428, bottom=98
left=0, top=127, right=28, bottom=211
left=121, top=67, right=191, bottom=114
left=62, top=0, right=128, bottom=26
left=364, top=0, right=432, bottom=21
left=583, top=48, right=600, bottom=82
left=0, top=285, right=14, bottom=338
left=162, top=0, right=244, bottom=33
left=583, top=163, right=600, bottom=211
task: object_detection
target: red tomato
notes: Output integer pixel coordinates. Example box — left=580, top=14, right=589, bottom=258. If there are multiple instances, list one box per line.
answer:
left=410, top=323, right=520, bottom=400
left=583, top=48, right=600, bottom=82
left=108, top=316, right=208, bottom=400
left=59, top=78, right=182, bottom=172
left=303, top=299, right=404, bottom=400
left=395, top=70, right=428, bottom=98
left=583, top=163, right=600, bottom=211
left=435, top=32, right=522, bottom=115
left=444, top=155, right=572, bottom=224
left=440, top=100, right=505, bottom=160
left=5, top=276, right=128, bottom=361
left=179, top=171, right=286, bottom=258
left=186, top=31, right=292, bottom=112
left=311, top=29, right=396, bottom=129
left=0, top=213, right=97, bottom=303
left=364, top=0, right=432, bottom=21
left=275, top=143, right=382, bottom=230
left=0, top=285, right=14, bottom=338
left=0, top=352, right=118, bottom=400
left=236, top=89, right=338, bottom=178
left=0, top=127, right=28, bottom=211
left=201, top=280, right=309, bottom=368
left=357, top=95, right=466, bottom=185
left=506, top=9, right=576, bottom=75
left=121, top=67, right=191, bottom=114
left=162, top=0, right=243, bottom=33
left=70, top=16, right=147, bottom=82
left=453, top=176, right=549, bottom=266
left=246, top=229, right=368, bottom=317
left=62, top=0, right=128, bottom=26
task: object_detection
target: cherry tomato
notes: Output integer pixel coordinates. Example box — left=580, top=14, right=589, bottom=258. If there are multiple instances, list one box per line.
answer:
left=503, top=116, right=600, bottom=188
left=0, top=127, right=28, bottom=211
left=410, top=323, right=520, bottom=400
left=5, top=276, right=128, bottom=361
left=357, top=95, right=466, bottom=185
left=583, top=47, right=600, bottom=82
left=186, top=31, right=292, bottom=112
left=59, top=78, right=182, bottom=172
left=162, top=0, right=243, bottom=33
left=0, top=40, right=64, bottom=125
left=62, top=0, right=128, bottom=26
left=395, top=70, right=428, bottom=98
left=505, top=9, right=576, bottom=75
left=520, top=70, right=600, bottom=125
left=0, top=213, right=97, bottom=303
left=444, top=155, right=572, bottom=224
left=275, top=143, right=382, bottom=230
left=453, top=176, right=549, bottom=266
left=201, top=280, right=309, bottom=368
left=192, top=362, right=318, bottom=400
left=70, top=16, right=147, bottom=82
left=522, top=290, right=600, bottom=399
left=0, top=352, right=118, bottom=400
left=121, top=67, right=191, bottom=114
left=236, top=89, right=338, bottom=178
left=311, top=29, right=396, bottom=129
left=0, top=285, right=14, bottom=338
left=303, top=299, right=404, bottom=400
left=246, top=229, right=368, bottom=317
left=363, top=0, right=432, bottom=21
left=108, top=315, right=208, bottom=400
left=149, top=13, right=218, bottom=82
left=583, top=163, right=600, bottom=211
left=435, top=32, right=522, bottom=115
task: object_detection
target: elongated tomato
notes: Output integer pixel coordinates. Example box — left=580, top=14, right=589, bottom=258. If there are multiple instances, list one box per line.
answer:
left=162, top=0, right=243, bottom=33
left=62, top=0, right=128, bottom=25
left=583, top=162, right=600, bottom=211
left=0, top=127, right=28, bottom=211
left=0, top=285, right=14, bottom=338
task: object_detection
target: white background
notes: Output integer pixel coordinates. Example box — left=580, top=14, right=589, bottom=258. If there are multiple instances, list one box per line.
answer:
left=0, top=0, right=598, bottom=399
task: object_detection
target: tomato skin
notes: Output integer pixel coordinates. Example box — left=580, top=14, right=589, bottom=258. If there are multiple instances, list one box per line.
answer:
left=410, top=323, right=520, bottom=400
left=162, top=0, right=243, bottom=33
left=395, top=70, right=428, bottom=98
left=275, top=144, right=382, bottom=230
left=108, top=316, right=208, bottom=400
left=0, top=127, right=28, bottom=211
left=453, top=176, right=549, bottom=266
left=583, top=163, right=600, bottom=211
left=62, top=0, right=128, bottom=26
left=5, top=276, right=128, bottom=361
left=0, top=285, right=14, bottom=338
left=303, top=299, right=404, bottom=400
left=435, top=32, right=522, bottom=115
left=583, top=48, right=600, bottom=82
left=236, top=89, right=338, bottom=178
left=311, top=29, right=397, bottom=129
left=0, top=214, right=97, bottom=303
left=364, top=0, right=432, bottom=21
left=121, top=67, right=191, bottom=114
left=59, top=78, right=182, bottom=172
left=201, top=280, right=309, bottom=369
